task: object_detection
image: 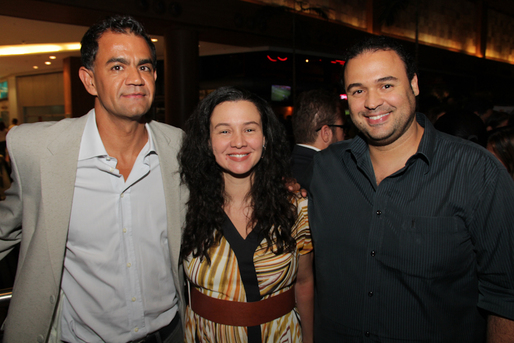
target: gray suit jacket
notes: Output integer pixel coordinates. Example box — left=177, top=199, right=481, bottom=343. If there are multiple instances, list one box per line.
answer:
left=0, top=111, right=188, bottom=342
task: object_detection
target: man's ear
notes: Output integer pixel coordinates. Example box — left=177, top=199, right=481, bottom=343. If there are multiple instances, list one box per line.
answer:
left=320, top=125, right=333, bottom=144
left=79, top=66, right=98, bottom=97
left=410, top=73, right=419, bottom=96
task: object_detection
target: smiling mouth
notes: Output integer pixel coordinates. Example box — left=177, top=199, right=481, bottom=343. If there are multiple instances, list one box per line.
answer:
left=228, top=153, right=249, bottom=158
left=367, top=112, right=390, bottom=120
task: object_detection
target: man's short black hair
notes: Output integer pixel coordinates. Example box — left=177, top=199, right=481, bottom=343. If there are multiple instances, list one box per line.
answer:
left=292, top=89, right=341, bottom=144
left=80, top=15, right=156, bottom=70
left=342, top=36, right=417, bottom=89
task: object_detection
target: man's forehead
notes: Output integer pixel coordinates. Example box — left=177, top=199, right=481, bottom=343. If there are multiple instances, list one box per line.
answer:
left=97, top=30, right=139, bottom=45
left=95, top=31, right=151, bottom=59
left=344, top=49, right=407, bottom=80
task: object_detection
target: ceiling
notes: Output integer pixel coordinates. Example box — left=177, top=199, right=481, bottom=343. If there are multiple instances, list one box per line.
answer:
left=0, top=15, right=258, bottom=79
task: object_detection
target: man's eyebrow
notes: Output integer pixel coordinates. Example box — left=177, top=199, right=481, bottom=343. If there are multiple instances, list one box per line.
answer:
left=376, top=76, right=398, bottom=83
left=105, top=57, right=153, bottom=67
left=346, top=82, right=362, bottom=91
left=138, top=58, right=154, bottom=66
left=106, top=57, right=128, bottom=65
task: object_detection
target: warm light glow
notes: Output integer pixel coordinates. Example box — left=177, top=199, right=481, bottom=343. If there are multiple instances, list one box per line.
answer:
left=49, top=56, right=56, bottom=59
left=0, top=42, right=81, bottom=56
left=45, top=61, right=51, bottom=65
left=151, top=38, right=158, bottom=42
left=305, top=59, right=309, bottom=63
left=33, top=66, right=39, bottom=69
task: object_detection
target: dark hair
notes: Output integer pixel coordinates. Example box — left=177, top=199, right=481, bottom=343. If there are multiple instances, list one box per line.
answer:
left=342, top=36, right=417, bottom=89
left=179, top=86, right=297, bottom=261
left=434, top=109, right=487, bottom=147
left=292, top=89, right=341, bottom=144
left=487, top=127, right=514, bottom=179
left=11, top=118, right=18, bottom=125
left=80, top=15, right=156, bottom=70
left=0, top=122, right=5, bottom=131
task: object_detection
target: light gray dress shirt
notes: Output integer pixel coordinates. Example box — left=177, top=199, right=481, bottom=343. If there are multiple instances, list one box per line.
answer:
left=60, top=111, right=178, bottom=342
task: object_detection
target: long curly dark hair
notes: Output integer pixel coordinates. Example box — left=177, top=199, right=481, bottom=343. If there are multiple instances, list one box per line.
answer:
left=179, top=86, right=297, bottom=261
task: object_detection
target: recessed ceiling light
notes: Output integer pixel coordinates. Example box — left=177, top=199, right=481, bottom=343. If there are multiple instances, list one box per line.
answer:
left=45, top=61, right=51, bottom=65
left=0, top=42, right=81, bottom=56
left=33, top=66, right=39, bottom=69
left=151, top=38, right=158, bottom=42
left=49, top=56, right=56, bottom=59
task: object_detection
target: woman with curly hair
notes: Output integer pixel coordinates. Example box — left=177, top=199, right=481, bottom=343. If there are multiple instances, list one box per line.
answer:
left=179, top=86, right=313, bottom=343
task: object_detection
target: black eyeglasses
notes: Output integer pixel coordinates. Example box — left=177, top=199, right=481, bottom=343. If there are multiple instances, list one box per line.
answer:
left=315, top=124, right=350, bottom=132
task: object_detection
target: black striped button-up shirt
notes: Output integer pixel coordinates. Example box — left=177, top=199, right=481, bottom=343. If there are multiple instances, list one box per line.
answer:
left=308, top=113, right=514, bottom=343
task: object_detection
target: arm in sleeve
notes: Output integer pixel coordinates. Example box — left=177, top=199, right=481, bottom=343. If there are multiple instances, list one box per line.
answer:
left=472, top=159, right=514, bottom=321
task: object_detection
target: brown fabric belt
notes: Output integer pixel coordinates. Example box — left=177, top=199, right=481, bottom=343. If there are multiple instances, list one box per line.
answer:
left=190, top=285, right=296, bottom=327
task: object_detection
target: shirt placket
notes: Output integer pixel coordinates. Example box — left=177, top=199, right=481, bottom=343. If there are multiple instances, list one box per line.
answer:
left=363, top=179, right=389, bottom=341
left=115, top=155, right=151, bottom=339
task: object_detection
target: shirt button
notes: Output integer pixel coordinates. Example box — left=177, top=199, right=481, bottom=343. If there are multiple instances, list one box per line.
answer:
left=370, top=250, right=375, bottom=257
left=365, top=331, right=370, bottom=337
left=368, top=291, right=373, bottom=297
left=134, top=327, right=139, bottom=333
left=127, top=263, right=131, bottom=268
left=123, top=228, right=127, bottom=233
left=132, top=297, right=136, bottom=302
left=109, top=167, right=114, bottom=172
left=376, top=210, right=382, bottom=215
left=120, top=193, right=124, bottom=198
left=106, top=157, right=111, bottom=161
left=37, top=335, right=45, bottom=343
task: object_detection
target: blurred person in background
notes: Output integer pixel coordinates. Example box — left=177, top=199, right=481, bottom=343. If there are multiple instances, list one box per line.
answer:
left=485, top=110, right=510, bottom=131
left=487, top=126, right=514, bottom=180
left=7, top=118, right=18, bottom=132
left=0, top=121, right=6, bottom=158
left=465, top=98, right=494, bottom=123
left=291, top=89, right=346, bottom=188
left=434, top=109, right=488, bottom=147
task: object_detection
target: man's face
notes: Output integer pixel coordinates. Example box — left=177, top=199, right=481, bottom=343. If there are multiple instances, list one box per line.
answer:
left=86, top=31, right=156, bottom=121
left=344, top=49, right=419, bottom=147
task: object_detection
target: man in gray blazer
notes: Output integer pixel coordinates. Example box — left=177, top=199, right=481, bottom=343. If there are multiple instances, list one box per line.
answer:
left=0, top=16, right=187, bottom=343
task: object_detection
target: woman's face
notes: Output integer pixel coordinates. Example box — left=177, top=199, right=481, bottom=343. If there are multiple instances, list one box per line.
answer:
left=210, top=100, right=265, bottom=178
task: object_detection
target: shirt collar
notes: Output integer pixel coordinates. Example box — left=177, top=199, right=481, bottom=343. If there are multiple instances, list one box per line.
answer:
left=297, top=144, right=321, bottom=152
left=346, top=113, right=435, bottom=172
left=79, top=110, right=157, bottom=161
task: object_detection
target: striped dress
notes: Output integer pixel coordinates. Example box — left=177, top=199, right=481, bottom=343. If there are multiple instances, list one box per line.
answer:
left=184, top=196, right=312, bottom=343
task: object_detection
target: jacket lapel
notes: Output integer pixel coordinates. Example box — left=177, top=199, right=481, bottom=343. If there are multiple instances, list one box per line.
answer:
left=39, top=113, right=89, bottom=285
left=149, top=122, right=183, bottom=270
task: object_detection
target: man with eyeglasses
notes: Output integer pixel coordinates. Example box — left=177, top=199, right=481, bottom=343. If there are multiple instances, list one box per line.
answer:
left=291, top=89, right=347, bottom=188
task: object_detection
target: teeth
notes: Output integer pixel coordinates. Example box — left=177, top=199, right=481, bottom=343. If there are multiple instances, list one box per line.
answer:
left=229, top=154, right=248, bottom=157
left=369, top=113, right=390, bottom=120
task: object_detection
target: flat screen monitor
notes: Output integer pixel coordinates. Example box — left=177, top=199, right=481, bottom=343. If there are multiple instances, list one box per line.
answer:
left=271, top=85, right=291, bottom=102
left=0, top=81, right=7, bottom=100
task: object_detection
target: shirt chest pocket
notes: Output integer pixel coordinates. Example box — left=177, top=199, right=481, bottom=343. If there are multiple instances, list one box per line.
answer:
left=395, top=216, right=473, bottom=279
